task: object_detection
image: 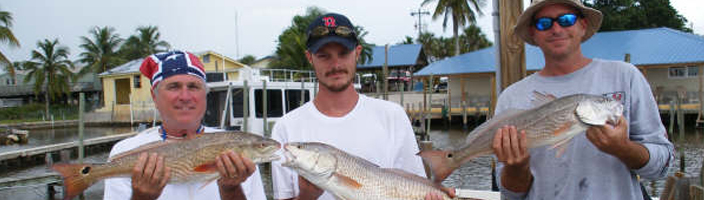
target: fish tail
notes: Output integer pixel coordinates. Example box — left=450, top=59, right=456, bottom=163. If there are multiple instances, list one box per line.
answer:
left=51, top=163, right=104, bottom=200
left=417, top=150, right=459, bottom=183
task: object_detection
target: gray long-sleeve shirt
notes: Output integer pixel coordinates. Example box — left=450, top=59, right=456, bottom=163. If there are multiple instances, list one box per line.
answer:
left=494, top=59, right=674, bottom=200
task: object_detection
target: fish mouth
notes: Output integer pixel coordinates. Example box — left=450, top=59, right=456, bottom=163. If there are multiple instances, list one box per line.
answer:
left=281, top=146, right=297, bottom=167
left=257, top=154, right=281, bottom=163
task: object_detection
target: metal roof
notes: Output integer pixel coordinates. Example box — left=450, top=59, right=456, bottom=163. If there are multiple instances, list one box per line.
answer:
left=98, top=58, right=144, bottom=77
left=415, top=27, right=704, bottom=76
left=357, top=44, right=424, bottom=69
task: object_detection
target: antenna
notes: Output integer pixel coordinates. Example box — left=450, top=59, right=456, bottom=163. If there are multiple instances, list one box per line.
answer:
left=410, top=8, right=430, bottom=42
left=235, top=10, right=240, bottom=59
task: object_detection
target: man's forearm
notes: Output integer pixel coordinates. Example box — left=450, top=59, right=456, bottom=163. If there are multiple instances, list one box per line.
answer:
left=613, top=141, right=650, bottom=169
left=501, top=165, right=533, bottom=193
left=296, top=192, right=321, bottom=200
left=219, top=185, right=246, bottom=200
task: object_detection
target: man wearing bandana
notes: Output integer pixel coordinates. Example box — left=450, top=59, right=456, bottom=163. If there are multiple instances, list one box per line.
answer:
left=104, top=51, right=266, bottom=200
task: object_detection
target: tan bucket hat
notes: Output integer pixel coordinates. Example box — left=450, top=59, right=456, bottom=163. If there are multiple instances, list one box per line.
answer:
left=514, top=0, right=603, bottom=46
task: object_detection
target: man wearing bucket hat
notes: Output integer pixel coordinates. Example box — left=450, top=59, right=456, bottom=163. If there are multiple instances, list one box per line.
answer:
left=491, top=0, right=674, bottom=199
left=104, top=50, right=266, bottom=200
left=270, top=13, right=438, bottom=200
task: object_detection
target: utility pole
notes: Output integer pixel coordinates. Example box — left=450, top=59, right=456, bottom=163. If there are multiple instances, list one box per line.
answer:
left=410, top=8, right=430, bottom=41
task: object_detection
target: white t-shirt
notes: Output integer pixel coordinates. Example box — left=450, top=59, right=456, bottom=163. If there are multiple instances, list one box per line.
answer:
left=103, top=126, right=267, bottom=200
left=271, top=94, right=426, bottom=200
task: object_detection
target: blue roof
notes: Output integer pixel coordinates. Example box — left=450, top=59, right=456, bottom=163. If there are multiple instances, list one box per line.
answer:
left=415, top=27, right=704, bottom=76
left=357, top=44, right=424, bottom=69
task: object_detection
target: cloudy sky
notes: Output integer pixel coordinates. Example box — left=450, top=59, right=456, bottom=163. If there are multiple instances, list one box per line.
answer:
left=0, top=0, right=702, bottom=71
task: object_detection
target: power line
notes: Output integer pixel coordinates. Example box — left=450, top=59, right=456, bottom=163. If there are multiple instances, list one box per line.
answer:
left=410, top=8, right=430, bottom=42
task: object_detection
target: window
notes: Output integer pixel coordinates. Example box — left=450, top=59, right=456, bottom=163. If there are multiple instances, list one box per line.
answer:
left=285, top=89, right=310, bottom=112
left=669, top=67, right=687, bottom=78
left=688, top=66, right=699, bottom=77
left=231, top=88, right=247, bottom=118
left=203, top=55, right=210, bottom=63
left=669, top=66, right=701, bottom=78
left=206, top=73, right=225, bottom=82
left=255, top=89, right=283, bottom=118
left=133, top=75, right=141, bottom=88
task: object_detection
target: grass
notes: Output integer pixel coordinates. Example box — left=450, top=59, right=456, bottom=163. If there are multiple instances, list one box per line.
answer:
left=0, top=103, right=80, bottom=124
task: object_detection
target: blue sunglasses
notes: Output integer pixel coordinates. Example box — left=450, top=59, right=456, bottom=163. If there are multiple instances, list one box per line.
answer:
left=534, top=13, right=580, bottom=31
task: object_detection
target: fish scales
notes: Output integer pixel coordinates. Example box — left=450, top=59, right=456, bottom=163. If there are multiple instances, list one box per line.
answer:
left=52, top=131, right=281, bottom=200
left=283, top=142, right=455, bottom=200
left=419, top=93, right=623, bottom=182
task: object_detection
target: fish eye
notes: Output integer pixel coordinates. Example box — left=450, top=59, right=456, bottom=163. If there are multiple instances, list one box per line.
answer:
left=447, top=153, right=453, bottom=158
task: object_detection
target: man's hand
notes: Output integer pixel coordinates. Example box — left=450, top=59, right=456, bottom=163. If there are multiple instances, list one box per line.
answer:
left=131, top=153, right=171, bottom=200
left=424, top=187, right=455, bottom=200
left=296, top=176, right=323, bottom=200
left=492, top=126, right=532, bottom=193
left=586, top=116, right=649, bottom=169
left=216, top=150, right=256, bottom=200
left=586, top=116, right=629, bottom=155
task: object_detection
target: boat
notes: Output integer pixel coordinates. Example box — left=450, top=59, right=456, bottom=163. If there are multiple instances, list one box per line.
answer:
left=0, top=125, right=29, bottom=145
left=203, top=67, right=360, bottom=136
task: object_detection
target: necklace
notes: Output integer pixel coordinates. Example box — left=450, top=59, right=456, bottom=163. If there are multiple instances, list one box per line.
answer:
left=160, top=125, right=204, bottom=141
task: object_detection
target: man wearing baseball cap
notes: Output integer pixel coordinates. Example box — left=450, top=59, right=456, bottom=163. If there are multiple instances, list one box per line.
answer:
left=104, top=50, right=266, bottom=200
left=491, top=0, right=673, bottom=199
left=270, top=13, right=437, bottom=200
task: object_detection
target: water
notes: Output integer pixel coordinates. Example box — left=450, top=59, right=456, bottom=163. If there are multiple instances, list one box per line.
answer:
left=0, top=126, right=134, bottom=153
left=430, top=125, right=704, bottom=198
left=0, top=125, right=702, bottom=199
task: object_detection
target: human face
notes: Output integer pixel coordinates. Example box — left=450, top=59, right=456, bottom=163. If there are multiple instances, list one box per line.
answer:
left=530, top=4, right=587, bottom=59
left=152, top=74, right=207, bottom=127
left=306, top=42, right=361, bottom=92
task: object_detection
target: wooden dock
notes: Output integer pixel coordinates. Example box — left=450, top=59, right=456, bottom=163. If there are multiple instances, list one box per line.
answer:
left=0, top=132, right=136, bottom=161
left=0, top=132, right=136, bottom=172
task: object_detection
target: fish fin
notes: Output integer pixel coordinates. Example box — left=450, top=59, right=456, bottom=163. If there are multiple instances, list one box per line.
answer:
left=417, top=150, right=459, bottom=183
left=199, top=175, right=220, bottom=190
left=551, top=122, right=574, bottom=137
left=193, top=162, right=218, bottom=172
left=108, top=140, right=176, bottom=162
left=531, top=91, right=557, bottom=107
left=332, top=194, right=350, bottom=200
left=333, top=172, right=362, bottom=189
left=550, top=137, right=573, bottom=158
left=51, top=163, right=104, bottom=200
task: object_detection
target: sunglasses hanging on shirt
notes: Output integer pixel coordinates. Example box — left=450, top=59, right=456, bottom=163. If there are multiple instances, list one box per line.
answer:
left=534, top=13, right=581, bottom=31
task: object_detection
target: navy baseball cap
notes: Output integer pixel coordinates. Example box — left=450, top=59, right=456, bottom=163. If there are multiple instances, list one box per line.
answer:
left=306, top=13, right=359, bottom=54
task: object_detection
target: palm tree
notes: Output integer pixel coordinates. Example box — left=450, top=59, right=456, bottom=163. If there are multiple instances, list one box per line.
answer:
left=3, top=61, right=22, bottom=85
left=0, top=7, right=20, bottom=69
left=355, top=26, right=374, bottom=65
left=78, top=26, right=123, bottom=76
left=422, top=0, right=484, bottom=56
left=238, top=55, right=257, bottom=65
left=24, top=39, right=74, bottom=116
left=120, top=26, right=171, bottom=60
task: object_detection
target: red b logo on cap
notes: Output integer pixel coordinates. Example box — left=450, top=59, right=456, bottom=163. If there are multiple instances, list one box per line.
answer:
left=323, top=16, right=336, bottom=27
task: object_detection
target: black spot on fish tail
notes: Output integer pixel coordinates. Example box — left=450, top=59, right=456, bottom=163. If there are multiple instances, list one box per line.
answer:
left=81, top=166, right=91, bottom=174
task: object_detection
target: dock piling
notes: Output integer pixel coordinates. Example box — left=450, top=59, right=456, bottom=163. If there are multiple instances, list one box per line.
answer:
left=670, top=100, right=676, bottom=138
left=679, top=151, right=685, bottom=173
left=462, top=100, right=468, bottom=131
left=78, top=93, right=85, bottom=164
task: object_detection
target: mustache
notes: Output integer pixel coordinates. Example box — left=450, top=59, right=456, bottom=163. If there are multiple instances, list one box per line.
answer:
left=325, top=69, right=348, bottom=77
